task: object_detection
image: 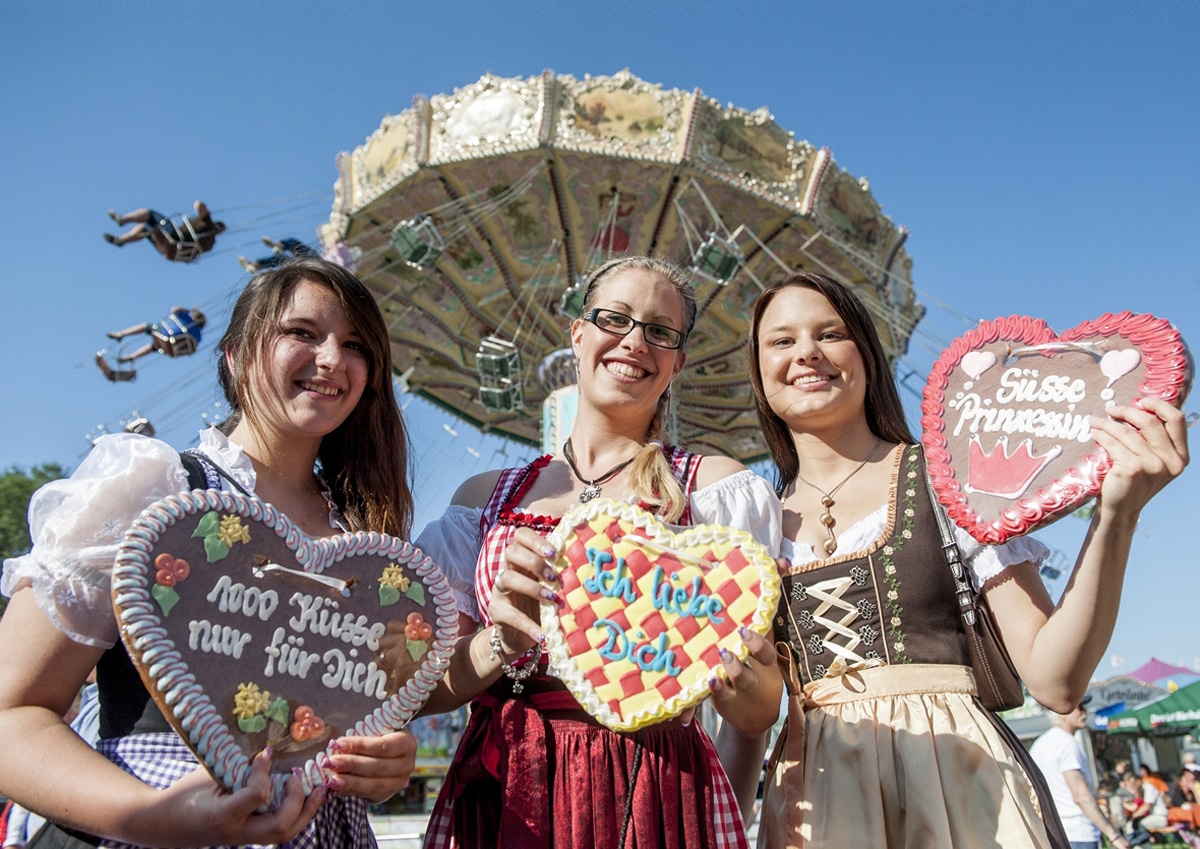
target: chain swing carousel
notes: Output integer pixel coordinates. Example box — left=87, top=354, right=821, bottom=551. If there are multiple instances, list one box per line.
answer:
left=320, top=69, right=924, bottom=464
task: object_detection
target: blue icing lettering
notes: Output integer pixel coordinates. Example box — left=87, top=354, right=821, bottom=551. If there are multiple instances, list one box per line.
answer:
left=581, top=547, right=637, bottom=603
left=594, top=618, right=682, bottom=676
left=650, top=565, right=725, bottom=623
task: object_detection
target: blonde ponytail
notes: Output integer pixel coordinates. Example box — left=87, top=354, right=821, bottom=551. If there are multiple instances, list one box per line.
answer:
left=628, top=394, right=687, bottom=522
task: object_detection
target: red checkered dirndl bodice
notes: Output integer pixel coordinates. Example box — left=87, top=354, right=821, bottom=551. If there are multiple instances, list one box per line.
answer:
left=423, top=448, right=749, bottom=849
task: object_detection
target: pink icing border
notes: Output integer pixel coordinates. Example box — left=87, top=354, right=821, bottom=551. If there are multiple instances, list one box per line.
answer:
left=111, top=489, right=458, bottom=806
left=921, top=312, right=1192, bottom=544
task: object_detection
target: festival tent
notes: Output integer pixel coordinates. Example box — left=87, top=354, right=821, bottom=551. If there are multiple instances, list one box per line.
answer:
left=1127, top=658, right=1200, bottom=690
left=1107, top=680, right=1200, bottom=735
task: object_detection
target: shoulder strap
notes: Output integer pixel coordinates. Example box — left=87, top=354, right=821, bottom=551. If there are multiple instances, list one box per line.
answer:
left=179, top=450, right=253, bottom=497
left=179, top=451, right=209, bottom=491
left=922, top=469, right=980, bottom=627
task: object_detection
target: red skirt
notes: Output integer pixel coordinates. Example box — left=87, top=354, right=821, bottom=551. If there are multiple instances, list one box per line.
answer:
left=423, top=675, right=747, bottom=849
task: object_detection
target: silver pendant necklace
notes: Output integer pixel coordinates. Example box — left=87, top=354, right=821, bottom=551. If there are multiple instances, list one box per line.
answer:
left=563, top=438, right=638, bottom=503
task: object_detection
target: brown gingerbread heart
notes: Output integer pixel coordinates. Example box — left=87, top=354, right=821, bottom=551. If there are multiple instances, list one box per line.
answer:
left=922, top=312, right=1191, bottom=544
left=112, top=489, right=457, bottom=804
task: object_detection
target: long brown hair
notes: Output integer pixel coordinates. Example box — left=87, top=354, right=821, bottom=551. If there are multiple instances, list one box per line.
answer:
left=575, top=256, right=698, bottom=521
left=217, top=257, right=414, bottom=538
left=748, top=272, right=915, bottom=492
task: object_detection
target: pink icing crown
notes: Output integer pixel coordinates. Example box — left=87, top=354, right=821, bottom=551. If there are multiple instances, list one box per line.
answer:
left=965, top=435, right=1062, bottom=498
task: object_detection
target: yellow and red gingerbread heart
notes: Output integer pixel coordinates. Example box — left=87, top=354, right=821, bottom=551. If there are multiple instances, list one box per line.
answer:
left=542, top=498, right=780, bottom=732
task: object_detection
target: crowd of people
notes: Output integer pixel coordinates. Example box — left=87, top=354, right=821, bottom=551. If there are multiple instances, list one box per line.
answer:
left=0, top=255, right=1189, bottom=848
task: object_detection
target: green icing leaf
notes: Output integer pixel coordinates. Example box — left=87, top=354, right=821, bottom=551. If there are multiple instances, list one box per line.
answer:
left=204, top=535, right=230, bottom=563
left=407, top=639, right=428, bottom=662
left=265, top=698, right=290, bottom=725
left=378, top=584, right=401, bottom=606
left=404, top=582, right=426, bottom=605
left=193, top=511, right=220, bottom=538
left=238, top=715, right=267, bottom=733
left=151, top=584, right=179, bottom=617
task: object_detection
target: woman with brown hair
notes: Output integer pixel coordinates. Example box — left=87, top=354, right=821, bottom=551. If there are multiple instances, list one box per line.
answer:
left=732, top=271, right=1188, bottom=848
left=0, top=257, right=417, bottom=848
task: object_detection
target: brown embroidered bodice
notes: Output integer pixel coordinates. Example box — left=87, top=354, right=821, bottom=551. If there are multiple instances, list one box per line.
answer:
left=776, top=446, right=972, bottom=684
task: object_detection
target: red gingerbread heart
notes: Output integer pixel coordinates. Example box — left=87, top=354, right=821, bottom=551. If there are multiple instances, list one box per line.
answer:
left=112, top=489, right=457, bottom=805
left=922, top=313, right=1191, bottom=544
left=542, top=498, right=780, bottom=731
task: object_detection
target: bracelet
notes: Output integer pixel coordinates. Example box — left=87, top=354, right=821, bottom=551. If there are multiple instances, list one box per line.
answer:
left=488, top=625, right=543, bottom=694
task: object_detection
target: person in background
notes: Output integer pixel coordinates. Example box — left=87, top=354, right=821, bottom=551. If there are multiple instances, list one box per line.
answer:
left=1031, top=700, right=1131, bottom=849
left=103, top=200, right=226, bottom=262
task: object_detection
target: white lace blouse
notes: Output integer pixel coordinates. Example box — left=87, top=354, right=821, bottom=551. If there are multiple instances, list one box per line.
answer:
left=781, top=503, right=1051, bottom=590
left=1, top=428, right=343, bottom=648
left=414, top=468, right=783, bottom=623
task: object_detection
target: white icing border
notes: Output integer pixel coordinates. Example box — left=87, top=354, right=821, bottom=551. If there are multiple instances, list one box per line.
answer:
left=111, top=489, right=459, bottom=806
left=541, top=497, right=781, bottom=732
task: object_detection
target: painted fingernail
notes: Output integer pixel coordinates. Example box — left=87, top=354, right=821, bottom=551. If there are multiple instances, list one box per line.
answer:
left=718, top=647, right=733, bottom=663
left=540, top=588, right=560, bottom=603
left=262, top=745, right=274, bottom=760
left=709, top=676, right=721, bottom=690
left=328, top=738, right=343, bottom=753
left=738, top=626, right=751, bottom=640
left=543, top=567, right=559, bottom=582
left=540, top=545, right=556, bottom=558
left=536, top=632, right=546, bottom=645
left=325, top=775, right=344, bottom=792
left=291, top=766, right=305, bottom=780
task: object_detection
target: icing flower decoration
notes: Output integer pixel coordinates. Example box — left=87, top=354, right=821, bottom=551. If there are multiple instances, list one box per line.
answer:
left=379, top=564, right=411, bottom=591
left=217, top=514, right=252, bottom=547
left=378, top=563, right=424, bottom=606
left=290, top=706, right=326, bottom=742
left=233, top=682, right=271, bottom=721
left=405, top=612, right=434, bottom=641
left=154, top=553, right=191, bottom=587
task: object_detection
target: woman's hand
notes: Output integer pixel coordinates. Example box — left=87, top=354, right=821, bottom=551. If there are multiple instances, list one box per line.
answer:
left=150, top=749, right=324, bottom=847
left=1092, top=397, right=1189, bottom=518
left=708, top=626, right=784, bottom=738
left=487, top=527, right=560, bottom=659
left=324, top=729, right=417, bottom=803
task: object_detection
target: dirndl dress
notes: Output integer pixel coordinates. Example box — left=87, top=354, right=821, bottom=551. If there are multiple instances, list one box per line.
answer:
left=420, top=449, right=778, bottom=849
left=768, top=445, right=1069, bottom=849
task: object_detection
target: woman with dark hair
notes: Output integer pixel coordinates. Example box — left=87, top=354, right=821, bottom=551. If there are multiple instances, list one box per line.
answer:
left=731, top=272, right=1188, bottom=848
left=0, top=257, right=417, bottom=848
left=414, top=255, right=783, bottom=849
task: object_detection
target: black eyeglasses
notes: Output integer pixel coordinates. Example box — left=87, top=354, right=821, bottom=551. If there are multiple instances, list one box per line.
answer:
left=584, top=308, right=686, bottom=350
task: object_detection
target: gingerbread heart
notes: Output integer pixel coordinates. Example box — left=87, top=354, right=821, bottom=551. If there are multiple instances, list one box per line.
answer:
left=922, top=313, right=1191, bottom=544
left=112, top=489, right=458, bottom=804
left=541, top=498, right=780, bottom=731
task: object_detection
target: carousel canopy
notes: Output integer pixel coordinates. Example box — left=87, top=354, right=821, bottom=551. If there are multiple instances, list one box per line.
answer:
left=322, top=70, right=922, bottom=461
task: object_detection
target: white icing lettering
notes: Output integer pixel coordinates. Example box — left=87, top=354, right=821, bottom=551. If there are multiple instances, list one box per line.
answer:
left=262, top=626, right=321, bottom=679
left=206, top=574, right=279, bottom=621
left=188, top=618, right=252, bottom=659
left=321, top=648, right=389, bottom=700
left=287, top=592, right=384, bottom=649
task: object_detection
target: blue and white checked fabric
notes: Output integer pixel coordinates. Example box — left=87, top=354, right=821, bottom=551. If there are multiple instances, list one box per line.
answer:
left=94, top=733, right=376, bottom=849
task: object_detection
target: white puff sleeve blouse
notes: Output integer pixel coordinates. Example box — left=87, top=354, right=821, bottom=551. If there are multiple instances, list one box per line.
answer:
left=415, top=467, right=783, bottom=625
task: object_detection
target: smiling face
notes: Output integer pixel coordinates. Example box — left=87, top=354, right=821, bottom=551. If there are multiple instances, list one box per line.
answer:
left=241, top=279, right=369, bottom=449
left=755, top=285, right=868, bottom=433
left=570, top=268, right=687, bottom=418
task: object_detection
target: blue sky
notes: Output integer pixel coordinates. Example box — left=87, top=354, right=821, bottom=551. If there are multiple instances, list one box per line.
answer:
left=2, top=1, right=1197, bottom=678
